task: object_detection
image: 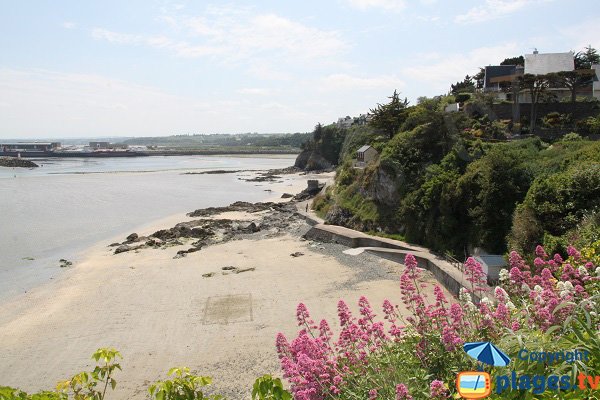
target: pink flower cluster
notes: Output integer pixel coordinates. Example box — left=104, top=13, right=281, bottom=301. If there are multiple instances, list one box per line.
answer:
left=506, top=245, right=597, bottom=331
left=275, top=247, right=597, bottom=398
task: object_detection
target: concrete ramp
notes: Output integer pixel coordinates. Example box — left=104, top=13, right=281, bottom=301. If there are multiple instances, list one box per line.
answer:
left=305, top=224, right=491, bottom=300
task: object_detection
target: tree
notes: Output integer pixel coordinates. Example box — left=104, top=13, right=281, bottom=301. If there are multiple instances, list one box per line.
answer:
left=474, top=68, right=485, bottom=89
left=575, top=45, right=600, bottom=70
left=500, top=56, right=524, bottom=66
left=450, top=75, right=476, bottom=95
left=518, top=73, right=552, bottom=133
left=553, top=70, right=597, bottom=102
left=369, top=90, right=409, bottom=139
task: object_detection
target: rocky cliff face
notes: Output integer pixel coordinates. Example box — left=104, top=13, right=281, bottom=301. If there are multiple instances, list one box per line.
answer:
left=294, top=150, right=333, bottom=171
left=365, top=166, right=400, bottom=206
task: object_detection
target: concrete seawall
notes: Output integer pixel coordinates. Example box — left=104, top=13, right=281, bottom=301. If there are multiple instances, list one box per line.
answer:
left=303, top=223, right=489, bottom=300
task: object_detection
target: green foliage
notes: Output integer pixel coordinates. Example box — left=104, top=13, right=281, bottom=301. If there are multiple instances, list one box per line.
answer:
left=450, top=75, right=476, bottom=95
left=511, top=163, right=600, bottom=254
left=123, top=132, right=311, bottom=149
left=0, top=387, right=66, bottom=400
left=337, top=124, right=382, bottom=163
left=561, top=132, right=582, bottom=142
left=576, top=114, right=600, bottom=136
left=148, top=367, right=223, bottom=400
left=454, top=92, right=472, bottom=103
left=542, top=112, right=572, bottom=129
left=251, top=375, right=291, bottom=400
left=56, top=348, right=122, bottom=400
left=575, top=45, right=600, bottom=70
left=500, top=55, right=524, bottom=66
left=300, top=123, right=349, bottom=167
left=369, top=90, right=409, bottom=139
left=311, top=186, right=334, bottom=218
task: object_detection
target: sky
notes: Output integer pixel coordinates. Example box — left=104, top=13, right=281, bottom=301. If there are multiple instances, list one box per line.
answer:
left=1, top=0, right=598, bottom=138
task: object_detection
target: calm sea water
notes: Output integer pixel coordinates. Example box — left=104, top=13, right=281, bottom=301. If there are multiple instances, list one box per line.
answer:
left=0, top=155, right=296, bottom=301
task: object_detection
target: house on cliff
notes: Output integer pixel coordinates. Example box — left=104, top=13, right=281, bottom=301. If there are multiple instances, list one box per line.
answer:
left=483, top=51, right=584, bottom=103
left=353, top=145, right=378, bottom=168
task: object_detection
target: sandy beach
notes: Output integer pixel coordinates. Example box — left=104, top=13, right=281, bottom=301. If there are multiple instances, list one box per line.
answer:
left=0, top=170, right=449, bottom=399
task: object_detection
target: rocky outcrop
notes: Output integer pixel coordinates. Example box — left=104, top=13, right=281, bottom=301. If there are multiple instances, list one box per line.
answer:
left=365, top=167, right=401, bottom=206
left=112, top=201, right=307, bottom=256
left=0, top=157, right=38, bottom=168
left=294, top=150, right=333, bottom=171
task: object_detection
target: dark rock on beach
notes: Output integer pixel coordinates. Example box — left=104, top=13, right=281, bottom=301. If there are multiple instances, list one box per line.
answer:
left=112, top=185, right=322, bottom=257
left=0, top=157, right=39, bottom=168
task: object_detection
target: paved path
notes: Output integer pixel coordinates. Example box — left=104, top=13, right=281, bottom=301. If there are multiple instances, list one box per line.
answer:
left=304, top=223, right=493, bottom=300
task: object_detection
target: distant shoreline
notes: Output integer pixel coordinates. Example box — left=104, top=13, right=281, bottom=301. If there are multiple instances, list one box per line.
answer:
left=1, top=149, right=301, bottom=158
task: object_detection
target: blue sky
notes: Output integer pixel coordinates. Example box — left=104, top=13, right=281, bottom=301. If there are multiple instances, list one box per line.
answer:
left=1, top=0, right=598, bottom=138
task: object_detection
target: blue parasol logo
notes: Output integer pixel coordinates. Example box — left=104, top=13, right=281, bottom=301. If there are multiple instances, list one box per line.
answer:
left=463, top=341, right=511, bottom=367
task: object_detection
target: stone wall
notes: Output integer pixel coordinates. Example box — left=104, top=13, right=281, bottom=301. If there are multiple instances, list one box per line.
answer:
left=465, top=102, right=599, bottom=122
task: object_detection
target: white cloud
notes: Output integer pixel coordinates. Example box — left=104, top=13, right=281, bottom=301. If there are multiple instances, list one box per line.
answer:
left=346, top=0, right=406, bottom=11
left=237, top=88, right=273, bottom=96
left=62, top=21, right=76, bottom=29
left=91, top=28, right=143, bottom=45
left=455, top=0, right=552, bottom=24
left=559, top=18, right=600, bottom=52
left=321, top=73, right=405, bottom=90
left=92, top=8, right=347, bottom=67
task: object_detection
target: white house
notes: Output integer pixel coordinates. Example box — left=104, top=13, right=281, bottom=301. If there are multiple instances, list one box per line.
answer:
left=337, top=116, right=354, bottom=128
left=524, top=51, right=574, bottom=75
left=474, top=255, right=507, bottom=285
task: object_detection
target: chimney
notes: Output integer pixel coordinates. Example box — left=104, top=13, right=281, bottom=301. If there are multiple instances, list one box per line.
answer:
left=533, top=48, right=539, bottom=55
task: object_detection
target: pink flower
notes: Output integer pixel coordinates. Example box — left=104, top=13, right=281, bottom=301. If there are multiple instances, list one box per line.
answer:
left=276, top=333, right=291, bottom=359
left=337, top=300, right=353, bottom=327
left=396, top=383, right=413, bottom=400
left=296, top=303, right=315, bottom=328
left=359, top=296, right=375, bottom=321
left=464, top=257, right=487, bottom=293
left=430, top=379, right=448, bottom=398
left=535, top=245, right=548, bottom=259
left=369, top=389, right=378, bottom=399
left=319, top=319, right=332, bottom=341
left=567, top=245, right=581, bottom=260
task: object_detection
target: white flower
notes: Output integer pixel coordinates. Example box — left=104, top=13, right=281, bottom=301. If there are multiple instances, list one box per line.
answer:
left=459, top=288, right=472, bottom=303
left=506, top=301, right=516, bottom=311
left=564, top=281, right=574, bottom=290
left=578, top=266, right=589, bottom=276
left=521, top=283, right=530, bottom=292
left=560, top=290, right=569, bottom=298
left=595, top=267, right=600, bottom=277
left=481, top=297, right=492, bottom=306
left=557, top=281, right=565, bottom=291
left=591, top=311, right=597, bottom=318
left=534, top=285, right=543, bottom=293
left=465, top=301, right=477, bottom=312
left=499, top=269, right=509, bottom=282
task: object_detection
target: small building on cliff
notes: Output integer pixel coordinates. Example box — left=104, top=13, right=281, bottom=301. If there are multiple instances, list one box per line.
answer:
left=354, top=145, right=378, bottom=168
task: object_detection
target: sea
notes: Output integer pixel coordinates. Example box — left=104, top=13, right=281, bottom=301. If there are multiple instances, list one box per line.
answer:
left=0, top=155, right=296, bottom=302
